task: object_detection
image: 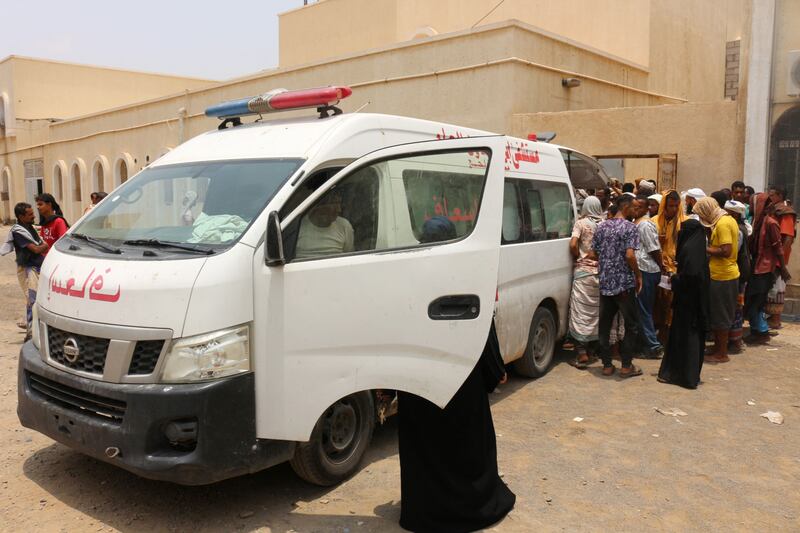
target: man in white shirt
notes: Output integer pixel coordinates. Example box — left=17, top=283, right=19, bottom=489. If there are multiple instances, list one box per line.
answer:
left=294, top=192, right=355, bottom=260
left=633, top=195, right=664, bottom=358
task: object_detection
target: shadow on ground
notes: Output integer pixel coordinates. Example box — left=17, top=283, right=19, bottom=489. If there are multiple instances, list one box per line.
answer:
left=23, top=418, right=405, bottom=532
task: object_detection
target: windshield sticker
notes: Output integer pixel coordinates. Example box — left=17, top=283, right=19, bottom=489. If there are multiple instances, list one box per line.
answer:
left=504, top=140, right=540, bottom=171
left=48, top=265, right=121, bottom=303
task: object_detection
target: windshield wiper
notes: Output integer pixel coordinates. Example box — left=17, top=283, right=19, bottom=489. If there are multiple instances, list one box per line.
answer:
left=70, top=233, right=122, bottom=254
left=122, top=239, right=215, bottom=255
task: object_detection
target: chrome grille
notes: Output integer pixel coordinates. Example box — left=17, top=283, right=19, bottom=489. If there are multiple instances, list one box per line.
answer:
left=127, top=340, right=165, bottom=375
left=47, top=327, right=110, bottom=375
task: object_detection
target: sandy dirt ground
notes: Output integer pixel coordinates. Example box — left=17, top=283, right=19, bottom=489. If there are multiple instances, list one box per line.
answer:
left=1, top=246, right=799, bottom=532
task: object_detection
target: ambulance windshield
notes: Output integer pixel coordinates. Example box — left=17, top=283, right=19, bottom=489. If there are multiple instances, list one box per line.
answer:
left=71, top=159, right=302, bottom=250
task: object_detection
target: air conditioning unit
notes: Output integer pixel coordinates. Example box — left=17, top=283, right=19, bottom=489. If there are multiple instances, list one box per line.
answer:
left=788, top=50, right=800, bottom=97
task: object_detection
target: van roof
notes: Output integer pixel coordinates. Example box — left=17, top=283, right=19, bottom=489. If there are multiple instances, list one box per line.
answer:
left=153, top=113, right=499, bottom=166
left=152, top=112, right=574, bottom=183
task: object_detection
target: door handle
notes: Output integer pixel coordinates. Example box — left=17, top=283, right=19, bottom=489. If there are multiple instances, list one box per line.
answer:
left=428, top=295, right=480, bottom=320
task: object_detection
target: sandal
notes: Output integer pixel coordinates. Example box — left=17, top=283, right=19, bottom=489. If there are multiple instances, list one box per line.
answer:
left=16, top=321, right=27, bottom=330
left=619, top=365, right=643, bottom=379
left=602, top=366, right=616, bottom=376
left=569, top=358, right=589, bottom=370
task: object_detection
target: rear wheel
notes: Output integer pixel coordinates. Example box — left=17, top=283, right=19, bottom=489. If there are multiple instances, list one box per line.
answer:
left=513, top=306, right=556, bottom=378
left=290, top=391, right=375, bottom=486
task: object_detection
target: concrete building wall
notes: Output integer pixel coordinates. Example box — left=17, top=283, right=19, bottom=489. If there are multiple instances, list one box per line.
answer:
left=0, top=22, right=678, bottom=224
left=647, top=0, right=748, bottom=103
left=511, top=101, right=745, bottom=194
left=1, top=56, right=213, bottom=125
left=279, top=0, right=651, bottom=68
left=280, top=0, right=749, bottom=104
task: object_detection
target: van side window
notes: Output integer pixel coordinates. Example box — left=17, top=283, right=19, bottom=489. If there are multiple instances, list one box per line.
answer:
left=283, top=149, right=491, bottom=262
left=502, top=180, right=523, bottom=244
left=538, top=182, right=574, bottom=239
left=525, top=188, right=546, bottom=242
left=279, top=167, right=343, bottom=220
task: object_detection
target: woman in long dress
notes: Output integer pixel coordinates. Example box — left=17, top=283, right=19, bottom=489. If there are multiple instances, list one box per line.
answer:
left=657, top=219, right=709, bottom=389
left=397, top=322, right=515, bottom=532
left=567, top=196, right=604, bottom=367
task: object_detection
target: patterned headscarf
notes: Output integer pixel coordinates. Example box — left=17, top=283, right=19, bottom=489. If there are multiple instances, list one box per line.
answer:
left=693, top=196, right=726, bottom=228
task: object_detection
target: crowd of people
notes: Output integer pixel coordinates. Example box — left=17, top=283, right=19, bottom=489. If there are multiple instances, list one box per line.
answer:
left=568, top=179, right=796, bottom=389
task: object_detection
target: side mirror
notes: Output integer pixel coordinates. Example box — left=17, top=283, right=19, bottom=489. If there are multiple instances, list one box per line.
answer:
left=265, top=211, right=285, bottom=266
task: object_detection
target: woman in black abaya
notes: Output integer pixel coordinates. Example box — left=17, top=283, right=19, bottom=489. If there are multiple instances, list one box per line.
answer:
left=397, top=321, right=516, bottom=532
left=658, top=218, right=709, bottom=389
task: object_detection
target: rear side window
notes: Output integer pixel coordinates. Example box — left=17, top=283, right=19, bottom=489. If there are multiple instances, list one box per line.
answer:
left=283, top=149, right=491, bottom=261
left=539, top=182, right=574, bottom=239
left=505, top=178, right=574, bottom=243
left=501, top=180, right=523, bottom=244
left=526, top=189, right=546, bottom=241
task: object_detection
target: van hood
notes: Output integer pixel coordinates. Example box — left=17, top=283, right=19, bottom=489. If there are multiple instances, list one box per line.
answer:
left=38, top=247, right=207, bottom=335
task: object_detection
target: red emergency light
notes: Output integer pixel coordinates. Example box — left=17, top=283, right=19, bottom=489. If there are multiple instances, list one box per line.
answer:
left=205, top=86, right=353, bottom=121
left=266, top=86, right=352, bottom=111
left=527, top=132, right=557, bottom=143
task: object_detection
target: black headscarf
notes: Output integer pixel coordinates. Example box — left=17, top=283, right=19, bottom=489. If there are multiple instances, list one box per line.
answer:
left=673, top=219, right=710, bottom=323
left=675, top=219, right=707, bottom=277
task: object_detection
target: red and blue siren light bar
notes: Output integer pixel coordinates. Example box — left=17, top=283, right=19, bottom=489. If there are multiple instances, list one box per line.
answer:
left=205, top=86, right=352, bottom=119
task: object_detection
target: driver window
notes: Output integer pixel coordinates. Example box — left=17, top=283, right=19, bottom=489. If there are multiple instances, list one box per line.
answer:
left=284, top=149, right=491, bottom=262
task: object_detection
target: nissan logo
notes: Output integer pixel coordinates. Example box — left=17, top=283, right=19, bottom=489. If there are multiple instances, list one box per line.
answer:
left=63, top=338, right=80, bottom=364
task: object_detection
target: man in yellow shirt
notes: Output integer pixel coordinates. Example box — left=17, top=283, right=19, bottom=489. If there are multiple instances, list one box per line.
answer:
left=693, top=197, right=739, bottom=363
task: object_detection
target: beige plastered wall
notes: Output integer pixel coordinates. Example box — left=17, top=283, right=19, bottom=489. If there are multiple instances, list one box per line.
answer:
left=280, top=0, right=749, bottom=103
left=5, top=56, right=213, bottom=122
left=0, top=22, right=679, bottom=223
left=511, top=101, right=745, bottom=194
left=279, top=0, right=651, bottom=68
left=646, top=0, right=749, bottom=102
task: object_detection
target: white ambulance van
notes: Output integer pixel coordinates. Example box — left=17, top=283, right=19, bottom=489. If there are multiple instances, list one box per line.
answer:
left=18, top=87, right=606, bottom=485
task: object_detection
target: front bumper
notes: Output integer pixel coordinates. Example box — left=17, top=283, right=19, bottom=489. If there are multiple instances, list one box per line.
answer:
left=17, top=341, right=294, bottom=485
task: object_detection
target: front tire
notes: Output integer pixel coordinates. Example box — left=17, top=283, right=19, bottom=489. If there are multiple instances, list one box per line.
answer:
left=290, top=391, right=375, bottom=486
left=513, top=307, right=556, bottom=378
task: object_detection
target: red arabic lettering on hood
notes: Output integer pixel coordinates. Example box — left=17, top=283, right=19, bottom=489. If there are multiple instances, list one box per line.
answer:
left=47, top=264, right=121, bottom=303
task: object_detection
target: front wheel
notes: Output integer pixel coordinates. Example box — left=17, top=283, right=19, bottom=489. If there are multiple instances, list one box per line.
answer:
left=290, top=391, right=375, bottom=486
left=513, top=307, right=556, bottom=378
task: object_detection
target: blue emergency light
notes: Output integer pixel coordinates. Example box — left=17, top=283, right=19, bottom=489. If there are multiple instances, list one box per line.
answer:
left=205, top=86, right=353, bottom=120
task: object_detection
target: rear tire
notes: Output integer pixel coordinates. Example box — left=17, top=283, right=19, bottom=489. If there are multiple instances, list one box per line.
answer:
left=290, top=391, right=375, bottom=486
left=513, top=306, right=556, bottom=378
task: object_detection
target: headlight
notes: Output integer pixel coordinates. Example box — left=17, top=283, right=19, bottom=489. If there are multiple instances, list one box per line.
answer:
left=31, top=305, right=40, bottom=350
left=160, top=325, right=250, bottom=383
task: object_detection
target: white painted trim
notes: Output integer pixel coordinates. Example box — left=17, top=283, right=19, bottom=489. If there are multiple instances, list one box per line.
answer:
left=0, top=91, right=13, bottom=137
left=743, top=0, right=776, bottom=191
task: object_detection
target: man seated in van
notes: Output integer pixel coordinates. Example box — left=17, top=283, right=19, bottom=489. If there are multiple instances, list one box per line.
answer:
left=294, top=191, right=355, bottom=260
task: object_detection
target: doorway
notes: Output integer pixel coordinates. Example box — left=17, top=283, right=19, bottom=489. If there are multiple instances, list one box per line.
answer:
left=770, top=106, right=800, bottom=207
left=595, top=154, right=678, bottom=192
left=23, top=159, right=44, bottom=207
